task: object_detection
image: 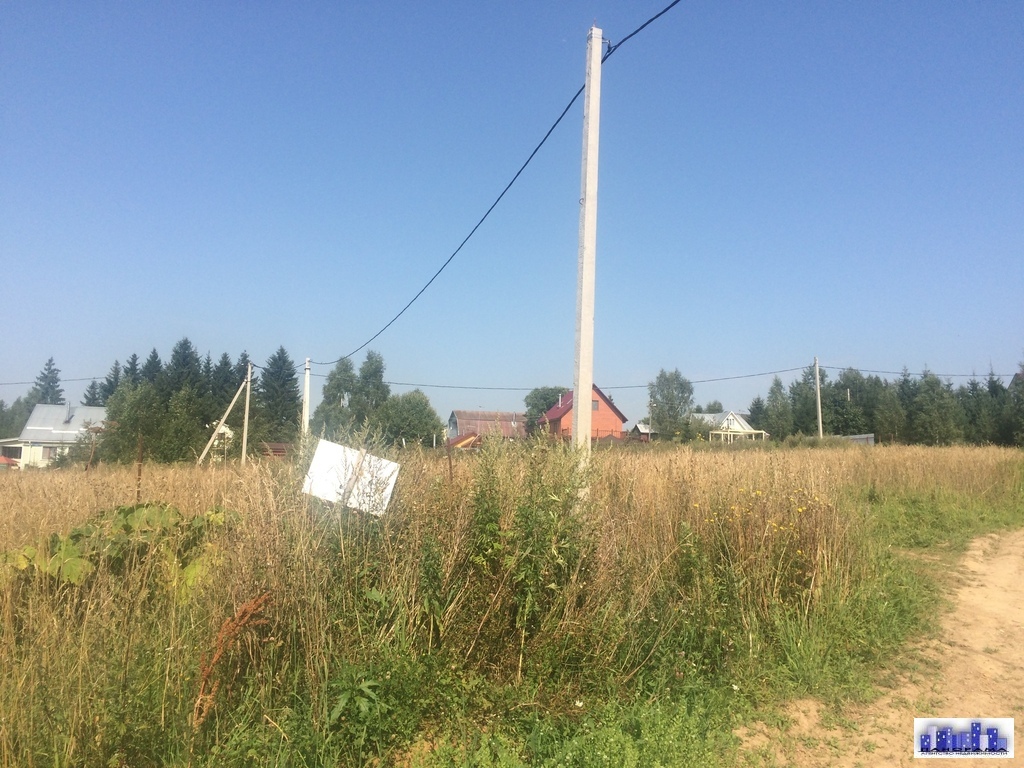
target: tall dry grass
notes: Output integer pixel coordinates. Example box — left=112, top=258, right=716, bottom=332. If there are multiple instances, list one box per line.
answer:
left=0, top=443, right=1021, bottom=766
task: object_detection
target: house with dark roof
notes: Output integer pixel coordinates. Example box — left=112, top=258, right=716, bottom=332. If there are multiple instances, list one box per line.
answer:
left=447, top=411, right=526, bottom=446
left=1, top=403, right=107, bottom=468
left=538, top=385, right=627, bottom=441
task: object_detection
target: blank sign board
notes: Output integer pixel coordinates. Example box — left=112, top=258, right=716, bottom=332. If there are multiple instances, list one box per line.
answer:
left=302, top=439, right=399, bottom=516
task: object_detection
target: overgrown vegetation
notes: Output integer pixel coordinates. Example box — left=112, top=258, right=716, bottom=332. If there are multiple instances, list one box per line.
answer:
left=1, top=444, right=1021, bottom=766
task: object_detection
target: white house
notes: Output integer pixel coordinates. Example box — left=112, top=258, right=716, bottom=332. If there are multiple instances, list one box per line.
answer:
left=3, top=403, right=107, bottom=468
left=690, top=411, right=768, bottom=443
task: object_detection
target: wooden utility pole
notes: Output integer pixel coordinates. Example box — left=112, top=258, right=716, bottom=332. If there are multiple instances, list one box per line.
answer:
left=197, top=375, right=248, bottom=465
left=572, top=25, right=603, bottom=452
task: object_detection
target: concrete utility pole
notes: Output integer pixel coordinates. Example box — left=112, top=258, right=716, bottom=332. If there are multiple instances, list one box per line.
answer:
left=302, top=357, right=311, bottom=436
left=241, top=362, right=252, bottom=466
left=572, top=25, right=603, bottom=452
left=814, top=356, right=823, bottom=438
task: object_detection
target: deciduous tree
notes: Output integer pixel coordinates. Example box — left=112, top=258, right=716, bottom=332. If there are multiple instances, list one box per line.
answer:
left=907, top=372, right=963, bottom=445
left=524, top=386, right=569, bottom=434
left=647, top=369, right=694, bottom=441
left=350, top=351, right=390, bottom=429
left=311, top=357, right=358, bottom=438
left=377, top=390, right=443, bottom=446
left=867, top=383, right=902, bottom=443
left=99, top=381, right=165, bottom=463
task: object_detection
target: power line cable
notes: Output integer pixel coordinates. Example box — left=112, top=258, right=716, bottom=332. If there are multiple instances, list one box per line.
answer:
left=311, top=87, right=585, bottom=367
left=0, top=376, right=104, bottom=388
left=311, top=1, right=685, bottom=368
left=376, top=367, right=817, bottom=393
left=1, top=365, right=1018, bottom=392
left=820, top=365, right=1009, bottom=379
left=602, top=0, right=683, bottom=63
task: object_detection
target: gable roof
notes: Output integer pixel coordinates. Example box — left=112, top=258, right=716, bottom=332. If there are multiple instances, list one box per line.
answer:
left=19, top=404, right=107, bottom=446
left=539, top=385, right=628, bottom=425
left=690, top=411, right=756, bottom=432
left=449, top=411, right=526, bottom=439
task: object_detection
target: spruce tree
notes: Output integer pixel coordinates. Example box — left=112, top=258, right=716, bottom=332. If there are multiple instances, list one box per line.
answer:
left=258, top=347, right=302, bottom=442
left=747, top=396, right=767, bottom=430
left=164, top=338, right=205, bottom=397
left=31, top=357, right=64, bottom=405
left=101, top=360, right=122, bottom=403
left=123, top=353, right=142, bottom=387
left=234, top=352, right=256, bottom=390
left=763, top=376, right=793, bottom=441
left=141, top=349, right=163, bottom=383
left=82, top=380, right=104, bottom=406
left=210, top=353, right=238, bottom=414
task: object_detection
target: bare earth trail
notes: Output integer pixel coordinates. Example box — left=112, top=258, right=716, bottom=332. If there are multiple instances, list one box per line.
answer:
left=737, top=529, right=1024, bottom=767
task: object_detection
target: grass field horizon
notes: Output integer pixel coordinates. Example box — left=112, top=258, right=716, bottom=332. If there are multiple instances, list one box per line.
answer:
left=2, top=442, right=1021, bottom=766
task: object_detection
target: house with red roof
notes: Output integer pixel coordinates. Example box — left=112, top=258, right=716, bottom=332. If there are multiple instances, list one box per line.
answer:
left=537, top=385, right=627, bottom=441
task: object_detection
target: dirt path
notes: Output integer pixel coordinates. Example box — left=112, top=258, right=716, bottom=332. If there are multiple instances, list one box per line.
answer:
left=736, top=529, right=1024, bottom=767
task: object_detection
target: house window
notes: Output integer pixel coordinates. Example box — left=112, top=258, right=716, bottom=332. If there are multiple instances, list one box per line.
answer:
left=592, top=399, right=599, bottom=411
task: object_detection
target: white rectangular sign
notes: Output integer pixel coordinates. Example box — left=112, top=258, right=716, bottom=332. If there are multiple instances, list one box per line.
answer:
left=302, top=439, right=399, bottom=516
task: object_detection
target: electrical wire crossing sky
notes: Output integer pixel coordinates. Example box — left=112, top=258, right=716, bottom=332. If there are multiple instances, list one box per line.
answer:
left=2, top=1, right=1021, bottom=425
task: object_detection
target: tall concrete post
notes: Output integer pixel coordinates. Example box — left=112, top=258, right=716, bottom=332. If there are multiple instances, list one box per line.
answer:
left=572, top=25, right=602, bottom=452
left=302, top=357, right=311, bottom=435
left=241, top=362, right=252, bottom=466
left=814, top=356, right=823, bottom=438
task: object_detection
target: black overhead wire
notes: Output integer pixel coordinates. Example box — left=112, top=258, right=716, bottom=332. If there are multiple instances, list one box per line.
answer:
left=311, top=0, right=685, bottom=369
left=311, top=85, right=586, bottom=367
left=602, top=0, right=682, bottom=63
left=0, top=364, right=1017, bottom=392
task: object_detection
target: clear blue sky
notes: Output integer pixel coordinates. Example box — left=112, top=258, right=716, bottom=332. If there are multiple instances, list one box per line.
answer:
left=3, top=1, right=1022, bottom=426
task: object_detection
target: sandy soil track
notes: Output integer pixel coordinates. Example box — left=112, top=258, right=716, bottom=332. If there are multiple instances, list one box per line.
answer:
left=737, top=529, right=1024, bottom=767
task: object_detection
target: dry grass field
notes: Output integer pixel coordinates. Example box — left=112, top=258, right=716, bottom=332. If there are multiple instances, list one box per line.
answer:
left=1, top=443, right=1021, bottom=767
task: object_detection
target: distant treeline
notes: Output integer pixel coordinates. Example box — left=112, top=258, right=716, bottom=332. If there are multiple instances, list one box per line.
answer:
left=0, top=340, right=444, bottom=463
left=746, top=365, right=1024, bottom=446
left=3, top=348, right=1023, bottom=457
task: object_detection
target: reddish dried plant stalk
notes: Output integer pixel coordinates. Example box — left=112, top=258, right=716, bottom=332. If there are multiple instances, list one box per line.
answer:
left=192, top=591, right=272, bottom=729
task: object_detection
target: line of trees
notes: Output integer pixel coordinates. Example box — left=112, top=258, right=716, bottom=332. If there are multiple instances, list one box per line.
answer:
left=1, top=343, right=444, bottom=463
left=747, top=365, right=1024, bottom=446
left=92, top=340, right=296, bottom=463
left=636, top=364, right=1024, bottom=447
left=6, top=351, right=1023, bottom=458
left=310, top=351, right=444, bottom=446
